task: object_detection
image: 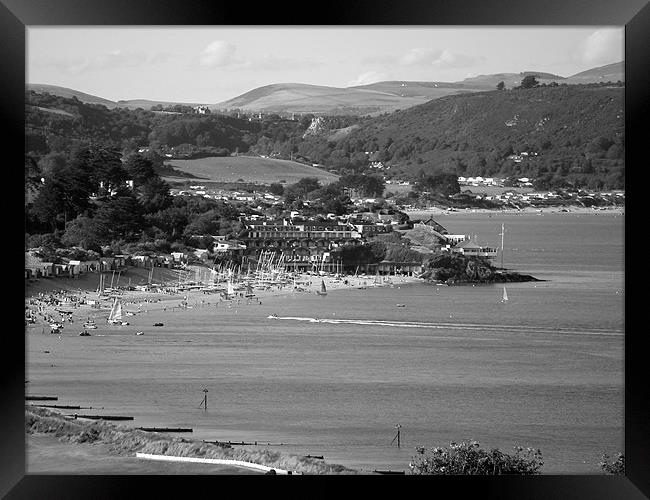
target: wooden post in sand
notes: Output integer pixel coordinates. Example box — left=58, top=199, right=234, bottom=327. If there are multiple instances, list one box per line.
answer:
left=201, top=388, right=208, bottom=411
left=391, top=423, right=402, bottom=448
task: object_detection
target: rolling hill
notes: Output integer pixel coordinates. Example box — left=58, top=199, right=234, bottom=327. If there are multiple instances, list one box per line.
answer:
left=28, top=61, right=623, bottom=116
left=163, top=155, right=340, bottom=185
left=26, top=84, right=207, bottom=110
left=565, top=61, right=624, bottom=84
left=309, top=83, right=624, bottom=189
left=210, top=82, right=432, bottom=116
left=115, top=99, right=208, bottom=110
left=456, top=71, right=567, bottom=89
left=27, top=84, right=118, bottom=108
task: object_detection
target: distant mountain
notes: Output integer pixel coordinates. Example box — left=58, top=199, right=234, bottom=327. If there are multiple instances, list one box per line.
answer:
left=212, top=63, right=621, bottom=115
left=211, top=82, right=434, bottom=116
left=27, top=84, right=118, bottom=108
left=26, top=84, right=207, bottom=111
left=566, top=61, right=624, bottom=84
left=28, top=61, right=623, bottom=116
left=457, top=71, right=567, bottom=89
left=115, top=99, right=208, bottom=110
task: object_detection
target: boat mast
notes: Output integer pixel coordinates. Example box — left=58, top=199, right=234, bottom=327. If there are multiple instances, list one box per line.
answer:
left=499, top=223, right=505, bottom=270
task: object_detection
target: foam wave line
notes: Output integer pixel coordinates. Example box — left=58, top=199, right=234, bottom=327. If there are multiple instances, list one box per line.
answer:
left=274, top=316, right=623, bottom=337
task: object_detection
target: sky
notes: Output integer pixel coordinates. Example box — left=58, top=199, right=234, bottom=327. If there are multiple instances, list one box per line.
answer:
left=27, top=26, right=624, bottom=104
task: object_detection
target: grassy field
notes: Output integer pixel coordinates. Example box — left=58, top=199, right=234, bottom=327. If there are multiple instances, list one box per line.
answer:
left=163, top=156, right=340, bottom=185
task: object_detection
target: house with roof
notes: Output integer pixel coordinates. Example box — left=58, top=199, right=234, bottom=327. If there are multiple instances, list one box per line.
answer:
left=213, top=240, right=247, bottom=257
left=448, top=239, right=497, bottom=258
left=421, top=218, right=448, bottom=234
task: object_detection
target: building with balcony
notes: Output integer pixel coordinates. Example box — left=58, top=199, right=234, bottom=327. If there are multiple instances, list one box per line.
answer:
left=239, top=220, right=362, bottom=272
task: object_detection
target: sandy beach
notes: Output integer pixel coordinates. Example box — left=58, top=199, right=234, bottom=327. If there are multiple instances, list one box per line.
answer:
left=25, top=270, right=421, bottom=329
left=406, top=205, right=624, bottom=217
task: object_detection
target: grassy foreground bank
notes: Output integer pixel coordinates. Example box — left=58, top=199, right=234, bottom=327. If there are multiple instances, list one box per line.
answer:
left=26, top=406, right=358, bottom=475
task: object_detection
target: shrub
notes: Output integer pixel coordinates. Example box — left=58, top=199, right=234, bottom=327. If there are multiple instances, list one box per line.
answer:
left=599, top=453, right=625, bottom=475
left=409, top=440, right=543, bottom=475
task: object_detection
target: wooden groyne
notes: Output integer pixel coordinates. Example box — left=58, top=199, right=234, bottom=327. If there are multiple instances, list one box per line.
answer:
left=72, top=414, right=134, bottom=421
left=34, top=404, right=82, bottom=410
left=138, top=427, right=193, bottom=433
left=203, top=439, right=284, bottom=446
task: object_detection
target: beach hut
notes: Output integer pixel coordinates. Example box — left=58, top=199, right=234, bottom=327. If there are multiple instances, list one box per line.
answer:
left=68, top=260, right=82, bottom=276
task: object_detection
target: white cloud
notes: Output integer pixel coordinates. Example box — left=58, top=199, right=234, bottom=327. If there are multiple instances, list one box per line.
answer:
left=399, top=48, right=438, bottom=66
left=398, top=48, right=481, bottom=68
left=46, top=50, right=171, bottom=74
left=579, top=29, right=624, bottom=66
left=199, top=40, right=238, bottom=67
left=346, top=71, right=387, bottom=87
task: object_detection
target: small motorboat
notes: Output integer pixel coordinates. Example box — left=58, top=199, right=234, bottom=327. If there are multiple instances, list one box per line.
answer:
left=153, top=322, right=164, bottom=327
left=396, top=304, right=406, bottom=307
left=267, top=314, right=278, bottom=319
left=79, top=330, right=91, bottom=336
left=135, top=331, right=144, bottom=336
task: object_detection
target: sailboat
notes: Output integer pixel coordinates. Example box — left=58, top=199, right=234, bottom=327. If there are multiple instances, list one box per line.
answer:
left=316, top=279, right=327, bottom=296
left=223, top=279, right=236, bottom=300
left=108, top=298, right=129, bottom=325
left=245, top=283, right=255, bottom=298
left=501, top=286, right=509, bottom=303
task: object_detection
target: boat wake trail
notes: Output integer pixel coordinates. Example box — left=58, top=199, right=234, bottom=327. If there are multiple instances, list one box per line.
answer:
left=274, top=316, right=623, bottom=337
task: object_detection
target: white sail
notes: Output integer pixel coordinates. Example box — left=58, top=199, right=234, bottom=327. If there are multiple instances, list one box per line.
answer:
left=109, top=298, right=123, bottom=322
left=114, top=301, right=123, bottom=320
left=108, top=298, right=117, bottom=321
left=227, top=280, right=235, bottom=296
left=502, top=286, right=509, bottom=302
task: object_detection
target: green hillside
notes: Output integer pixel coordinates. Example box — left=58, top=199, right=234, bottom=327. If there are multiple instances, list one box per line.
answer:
left=212, top=82, right=428, bottom=115
left=164, top=155, right=339, bottom=184
left=27, top=84, right=117, bottom=107
left=25, top=80, right=625, bottom=191
left=313, top=83, right=624, bottom=190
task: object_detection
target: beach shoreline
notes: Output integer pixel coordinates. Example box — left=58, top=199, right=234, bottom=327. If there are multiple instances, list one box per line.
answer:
left=406, top=205, right=624, bottom=217
left=25, top=271, right=422, bottom=327
left=25, top=406, right=357, bottom=475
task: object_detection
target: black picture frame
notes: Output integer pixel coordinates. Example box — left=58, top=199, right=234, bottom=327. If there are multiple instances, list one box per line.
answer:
left=5, top=0, right=646, bottom=498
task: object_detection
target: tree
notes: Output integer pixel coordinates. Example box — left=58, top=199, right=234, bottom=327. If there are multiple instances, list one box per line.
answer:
left=520, top=75, right=539, bottom=89
left=496, top=81, right=505, bottom=91
left=123, top=153, right=157, bottom=186
left=93, top=193, right=144, bottom=241
left=61, top=215, right=110, bottom=251
left=269, top=183, right=285, bottom=196
left=137, top=177, right=172, bottom=213
left=31, top=153, right=94, bottom=230
left=416, top=172, right=461, bottom=197
left=285, top=177, right=322, bottom=200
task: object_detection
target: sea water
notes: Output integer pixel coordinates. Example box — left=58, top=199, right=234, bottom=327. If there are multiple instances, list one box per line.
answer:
left=26, top=212, right=624, bottom=473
